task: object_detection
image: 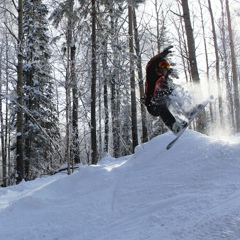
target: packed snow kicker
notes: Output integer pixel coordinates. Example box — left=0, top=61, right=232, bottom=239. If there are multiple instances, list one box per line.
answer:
left=1, top=130, right=240, bottom=240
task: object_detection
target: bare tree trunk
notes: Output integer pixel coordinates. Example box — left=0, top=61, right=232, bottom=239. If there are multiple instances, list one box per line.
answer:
left=0, top=48, right=7, bottom=187
left=174, top=2, right=190, bottom=82
left=65, top=59, right=71, bottom=175
left=111, top=81, right=120, bottom=157
left=91, top=0, right=98, bottom=164
left=199, top=0, right=209, bottom=80
left=67, top=0, right=80, bottom=164
left=198, top=0, right=214, bottom=129
left=16, top=0, right=24, bottom=183
left=109, top=5, right=120, bottom=158
left=104, top=83, right=109, bottom=153
left=98, top=73, right=102, bottom=158
left=65, top=0, right=74, bottom=174
left=102, top=38, right=109, bottom=153
left=181, top=0, right=208, bottom=133
left=207, top=0, right=223, bottom=127
left=4, top=24, right=11, bottom=185
left=0, top=2, right=9, bottom=187
left=181, top=0, right=200, bottom=82
left=226, top=0, right=240, bottom=132
left=132, top=8, right=148, bottom=143
left=71, top=43, right=80, bottom=164
left=219, top=0, right=234, bottom=131
left=128, top=4, right=138, bottom=152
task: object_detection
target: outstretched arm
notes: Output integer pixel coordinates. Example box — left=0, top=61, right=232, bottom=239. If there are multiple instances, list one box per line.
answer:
left=147, top=46, right=173, bottom=67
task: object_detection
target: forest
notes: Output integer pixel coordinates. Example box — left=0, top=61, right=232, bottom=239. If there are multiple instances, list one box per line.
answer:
left=0, top=0, right=239, bottom=186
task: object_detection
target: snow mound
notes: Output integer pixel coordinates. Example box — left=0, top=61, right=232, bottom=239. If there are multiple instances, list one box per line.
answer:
left=0, top=130, right=240, bottom=240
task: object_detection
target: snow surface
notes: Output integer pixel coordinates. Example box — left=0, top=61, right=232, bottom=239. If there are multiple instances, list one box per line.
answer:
left=1, top=130, right=240, bottom=240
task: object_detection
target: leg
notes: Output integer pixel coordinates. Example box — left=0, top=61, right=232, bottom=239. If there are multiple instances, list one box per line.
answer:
left=147, top=102, right=176, bottom=129
left=158, top=105, right=176, bottom=129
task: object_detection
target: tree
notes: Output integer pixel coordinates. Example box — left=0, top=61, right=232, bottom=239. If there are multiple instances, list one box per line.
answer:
left=23, top=0, right=60, bottom=179
left=0, top=44, right=7, bottom=186
left=207, top=0, right=222, bottom=127
left=225, top=0, right=240, bottom=132
left=100, top=19, right=109, bottom=154
left=50, top=0, right=85, bottom=169
left=111, top=6, right=122, bottom=158
left=181, top=0, right=200, bottom=82
left=91, top=0, right=98, bottom=164
left=16, top=0, right=24, bottom=183
left=132, top=7, right=148, bottom=143
left=180, top=0, right=209, bottom=133
left=218, top=0, right=234, bottom=131
left=0, top=6, right=13, bottom=186
left=128, top=3, right=138, bottom=152
left=67, top=0, right=80, bottom=165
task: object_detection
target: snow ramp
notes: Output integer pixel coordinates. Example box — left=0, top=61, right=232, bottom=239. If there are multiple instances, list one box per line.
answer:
left=0, top=130, right=240, bottom=240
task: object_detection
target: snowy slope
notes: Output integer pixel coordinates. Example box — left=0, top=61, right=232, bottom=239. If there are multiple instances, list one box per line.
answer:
left=0, top=130, right=240, bottom=240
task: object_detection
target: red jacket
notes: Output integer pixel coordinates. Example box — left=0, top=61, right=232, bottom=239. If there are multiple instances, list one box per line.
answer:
left=145, top=53, right=170, bottom=106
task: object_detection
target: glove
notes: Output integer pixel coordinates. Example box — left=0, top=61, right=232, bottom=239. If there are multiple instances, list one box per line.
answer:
left=161, top=46, right=173, bottom=58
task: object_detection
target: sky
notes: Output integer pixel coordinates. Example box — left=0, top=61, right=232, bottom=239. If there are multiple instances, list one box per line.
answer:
left=0, top=129, right=240, bottom=239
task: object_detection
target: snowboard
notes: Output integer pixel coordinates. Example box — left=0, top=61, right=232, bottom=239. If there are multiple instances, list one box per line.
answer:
left=166, top=100, right=209, bottom=150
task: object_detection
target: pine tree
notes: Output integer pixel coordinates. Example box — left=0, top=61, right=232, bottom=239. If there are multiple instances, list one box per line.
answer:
left=22, top=0, right=60, bottom=179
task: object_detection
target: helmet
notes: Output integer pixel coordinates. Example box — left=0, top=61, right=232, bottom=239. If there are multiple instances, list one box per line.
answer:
left=159, top=59, right=170, bottom=69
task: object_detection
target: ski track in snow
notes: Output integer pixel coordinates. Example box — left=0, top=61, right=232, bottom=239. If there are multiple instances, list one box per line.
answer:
left=0, top=130, right=240, bottom=240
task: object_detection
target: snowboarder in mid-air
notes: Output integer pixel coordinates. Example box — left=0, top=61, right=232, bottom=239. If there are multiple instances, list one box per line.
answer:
left=144, top=46, right=188, bottom=135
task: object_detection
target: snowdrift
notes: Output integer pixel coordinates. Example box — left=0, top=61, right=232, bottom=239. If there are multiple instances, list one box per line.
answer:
left=0, top=130, right=240, bottom=240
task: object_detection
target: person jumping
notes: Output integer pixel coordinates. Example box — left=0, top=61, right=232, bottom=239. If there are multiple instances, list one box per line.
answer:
left=144, top=46, right=188, bottom=135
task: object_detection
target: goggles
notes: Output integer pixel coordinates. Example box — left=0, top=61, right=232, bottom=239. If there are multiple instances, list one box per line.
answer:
left=159, top=60, right=170, bottom=69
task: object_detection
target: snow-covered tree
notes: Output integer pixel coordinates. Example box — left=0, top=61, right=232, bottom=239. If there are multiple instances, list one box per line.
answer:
left=22, top=0, right=60, bottom=179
